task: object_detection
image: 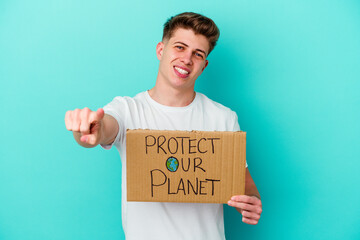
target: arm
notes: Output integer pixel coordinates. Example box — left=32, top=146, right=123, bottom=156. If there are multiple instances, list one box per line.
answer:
left=244, top=168, right=261, bottom=199
left=228, top=168, right=263, bottom=225
left=65, top=108, right=119, bottom=148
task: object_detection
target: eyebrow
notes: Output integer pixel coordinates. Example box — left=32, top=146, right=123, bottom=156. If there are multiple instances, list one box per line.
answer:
left=173, top=41, right=207, bottom=57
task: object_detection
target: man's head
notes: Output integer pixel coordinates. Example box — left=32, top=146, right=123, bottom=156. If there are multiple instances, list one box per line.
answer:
left=154, top=12, right=219, bottom=93
left=162, top=12, right=220, bottom=56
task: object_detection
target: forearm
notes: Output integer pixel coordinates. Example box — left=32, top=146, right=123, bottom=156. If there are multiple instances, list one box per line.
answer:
left=245, top=168, right=261, bottom=200
left=99, top=114, right=119, bottom=145
left=228, top=168, right=262, bottom=225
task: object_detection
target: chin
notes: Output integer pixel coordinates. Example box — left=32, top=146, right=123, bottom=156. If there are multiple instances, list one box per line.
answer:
left=170, top=79, right=192, bottom=89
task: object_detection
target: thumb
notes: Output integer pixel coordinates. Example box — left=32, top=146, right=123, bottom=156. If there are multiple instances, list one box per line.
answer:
left=80, top=134, right=99, bottom=145
left=80, top=135, right=89, bottom=143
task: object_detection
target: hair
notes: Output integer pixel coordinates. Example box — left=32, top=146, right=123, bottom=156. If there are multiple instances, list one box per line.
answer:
left=162, top=12, right=220, bottom=55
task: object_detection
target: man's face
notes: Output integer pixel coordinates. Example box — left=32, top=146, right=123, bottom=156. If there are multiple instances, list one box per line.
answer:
left=156, top=28, right=209, bottom=90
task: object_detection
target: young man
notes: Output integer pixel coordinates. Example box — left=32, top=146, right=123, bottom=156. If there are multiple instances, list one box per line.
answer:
left=65, top=12, right=262, bottom=240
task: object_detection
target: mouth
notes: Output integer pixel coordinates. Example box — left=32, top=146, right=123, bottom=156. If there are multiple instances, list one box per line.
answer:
left=173, top=65, right=190, bottom=78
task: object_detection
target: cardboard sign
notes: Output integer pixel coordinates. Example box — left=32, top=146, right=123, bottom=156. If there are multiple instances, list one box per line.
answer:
left=126, top=129, right=246, bottom=203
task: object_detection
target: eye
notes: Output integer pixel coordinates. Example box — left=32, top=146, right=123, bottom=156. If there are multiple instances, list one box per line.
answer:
left=176, top=46, right=184, bottom=50
left=195, top=52, right=204, bottom=59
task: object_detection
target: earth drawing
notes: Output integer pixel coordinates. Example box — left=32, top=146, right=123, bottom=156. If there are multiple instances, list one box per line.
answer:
left=166, top=157, right=179, bottom=172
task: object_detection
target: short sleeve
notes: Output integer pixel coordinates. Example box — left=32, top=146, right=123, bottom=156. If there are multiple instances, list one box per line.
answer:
left=232, top=111, right=241, bottom=132
left=232, top=111, right=248, bottom=168
left=100, top=97, right=127, bottom=150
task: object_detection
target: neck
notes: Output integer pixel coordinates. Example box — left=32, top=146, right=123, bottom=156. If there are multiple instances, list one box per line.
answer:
left=148, top=84, right=196, bottom=107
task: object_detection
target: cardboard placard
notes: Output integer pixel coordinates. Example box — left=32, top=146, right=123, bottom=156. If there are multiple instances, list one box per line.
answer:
left=126, top=129, right=246, bottom=203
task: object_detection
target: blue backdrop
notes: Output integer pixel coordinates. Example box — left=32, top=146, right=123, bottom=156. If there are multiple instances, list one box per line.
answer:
left=1, top=0, right=359, bottom=239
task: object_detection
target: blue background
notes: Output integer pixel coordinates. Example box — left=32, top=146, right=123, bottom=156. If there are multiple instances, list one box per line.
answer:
left=1, top=0, right=359, bottom=239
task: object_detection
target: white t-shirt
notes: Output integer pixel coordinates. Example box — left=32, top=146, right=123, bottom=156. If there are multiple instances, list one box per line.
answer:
left=102, top=91, right=243, bottom=240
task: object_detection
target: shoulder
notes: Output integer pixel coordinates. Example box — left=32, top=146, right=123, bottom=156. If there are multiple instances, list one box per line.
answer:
left=197, top=93, right=237, bottom=117
left=106, top=91, right=147, bottom=107
left=102, top=92, right=149, bottom=121
left=196, top=92, right=240, bottom=131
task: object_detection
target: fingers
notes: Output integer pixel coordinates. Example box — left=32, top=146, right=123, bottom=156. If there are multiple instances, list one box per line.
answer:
left=96, top=108, right=105, bottom=119
left=228, top=201, right=262, bottom=214
left=80, top=135, right=88, bottom=143
left=65, top=109, right=81, bottom=131
left=227, top=195, right=263, bottom=225
left=242, top=216, right=259, bottom=225
left=241, top=210, right=261, bottom=222
left=65, top=107, right=104, bottom=134
left=231, top=195, right=261, bottom=205
left=88, top=108, right=105, bottom=124
left=79, top=107, right=91, bottom=133
left=65, top=111, right=73, bottom=131
left=80, top=134, right=98, bottom=145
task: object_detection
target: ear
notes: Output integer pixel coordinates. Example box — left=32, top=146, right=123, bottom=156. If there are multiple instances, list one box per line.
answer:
left=156, top=42, right=164, bottom=60
left=201, top=60, right=209, bottom=72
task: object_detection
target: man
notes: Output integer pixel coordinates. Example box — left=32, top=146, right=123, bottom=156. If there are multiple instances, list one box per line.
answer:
left=65, top=12, right=262, bottom=240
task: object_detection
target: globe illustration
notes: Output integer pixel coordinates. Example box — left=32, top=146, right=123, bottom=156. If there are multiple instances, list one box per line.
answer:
left=166, top=157, right=179, bottom=172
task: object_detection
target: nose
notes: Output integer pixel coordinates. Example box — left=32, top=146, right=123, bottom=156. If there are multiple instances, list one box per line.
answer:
left=181, top=50, right=193, bottom=65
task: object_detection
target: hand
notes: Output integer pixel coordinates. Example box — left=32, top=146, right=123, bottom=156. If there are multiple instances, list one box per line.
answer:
left=228, top=195, right=262, bottom=225
left=65, top=107, right=105, bottom=146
